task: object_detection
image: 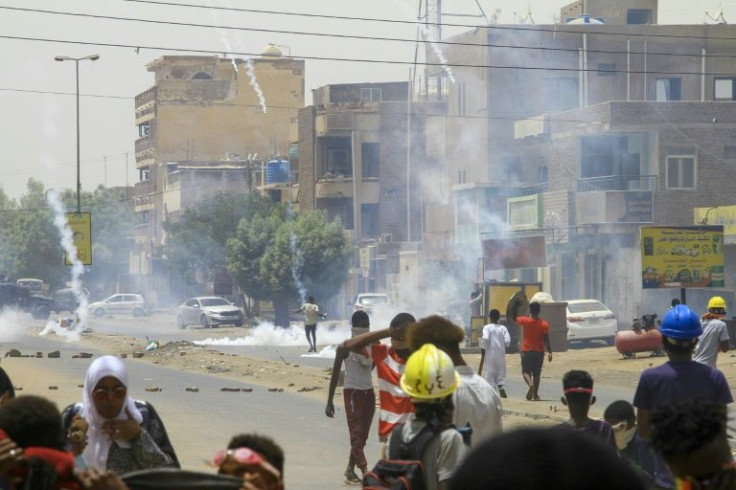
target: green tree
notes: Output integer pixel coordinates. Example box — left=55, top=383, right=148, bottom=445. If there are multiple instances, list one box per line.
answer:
left=163, top=191, right=271, bottom=290
left=227, top=208, right=351, bottom=327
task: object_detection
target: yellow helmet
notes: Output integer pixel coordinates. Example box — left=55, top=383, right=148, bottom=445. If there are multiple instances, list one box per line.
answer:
left=400, top=343, right=460, bottom=400
left=708, top=296, right=727, bottom=310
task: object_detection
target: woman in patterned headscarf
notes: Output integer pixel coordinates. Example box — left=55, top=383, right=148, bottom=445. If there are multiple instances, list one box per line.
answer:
left=61, top=355, right=179, bottom=474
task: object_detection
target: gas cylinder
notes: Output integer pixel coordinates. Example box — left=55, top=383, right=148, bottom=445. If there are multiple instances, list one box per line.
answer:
left=615, top=329, right=663, bottom=355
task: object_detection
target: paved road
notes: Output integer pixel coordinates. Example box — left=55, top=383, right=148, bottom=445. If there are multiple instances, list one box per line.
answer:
left=1, top=316, right=378, bottom=489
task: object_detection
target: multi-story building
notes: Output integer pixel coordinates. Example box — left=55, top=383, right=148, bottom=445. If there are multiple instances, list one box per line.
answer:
left=297, top=82, right=443, bottom=312
left=131, top=48, right=305, bottom=302
left=424, top=0, right=736, bottom=322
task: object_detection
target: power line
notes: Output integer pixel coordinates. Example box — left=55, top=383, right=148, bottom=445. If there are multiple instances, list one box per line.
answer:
left=123, top=0, right=736, bottom=42
left=6, top=33, right=736, bottom=77
left=6, top=5, right=736, bottom=62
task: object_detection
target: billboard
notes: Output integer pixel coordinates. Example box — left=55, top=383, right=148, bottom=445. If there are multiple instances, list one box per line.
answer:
left=641, top=226, right=724, bottom=289
left=64, top=212, right=92, bottom=266
left=483, top=235, right=547, bottom=271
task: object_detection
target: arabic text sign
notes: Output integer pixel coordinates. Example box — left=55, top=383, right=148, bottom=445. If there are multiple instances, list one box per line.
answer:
left=483, top=235, right=547, bottom=271
left=640, top=226, right=723, bottom=289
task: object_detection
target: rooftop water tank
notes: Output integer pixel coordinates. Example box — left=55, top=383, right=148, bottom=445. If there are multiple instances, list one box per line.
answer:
left=265, top=159, right=290, bottom=184
left=566, top=14, right=604, bottom=24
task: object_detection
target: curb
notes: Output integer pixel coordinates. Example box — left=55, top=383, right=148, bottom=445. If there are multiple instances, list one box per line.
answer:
left=502, top=407, right=566, bottom=423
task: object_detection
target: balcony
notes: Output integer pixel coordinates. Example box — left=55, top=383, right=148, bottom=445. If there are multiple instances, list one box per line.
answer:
left=577, top=175, right=658, bottom=192
left=135, top=135, right=154, bottom=155
left=576, top=190, right=653, bottom=224
left=135, top=86, right=156, bottom=108
left=315, top=178, right=379, bottom=202
left=134, top=180, right=153, bottom=196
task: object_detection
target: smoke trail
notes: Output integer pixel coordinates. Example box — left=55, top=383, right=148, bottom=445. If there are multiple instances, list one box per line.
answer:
left=290, top=232, right=307, bottom=304
left=45, top=189, right=88, bottom=335
left=391, top=0, right=455, bottom=84
left=246, top=59, right=268, bottom=113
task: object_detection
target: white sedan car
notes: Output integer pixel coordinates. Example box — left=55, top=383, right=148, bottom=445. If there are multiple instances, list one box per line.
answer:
left=88, top=294, right=147, bottom=317
left=565, top=299, right=618, bottom=344
left=177, top=296, right=244, bottom=328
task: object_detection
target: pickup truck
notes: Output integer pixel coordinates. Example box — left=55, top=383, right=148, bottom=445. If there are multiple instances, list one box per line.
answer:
left=0, top=283, right=54, bottom=320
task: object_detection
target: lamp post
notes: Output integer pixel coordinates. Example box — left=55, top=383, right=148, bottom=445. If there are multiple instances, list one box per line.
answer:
left=54, top=54, right=100, bottom=213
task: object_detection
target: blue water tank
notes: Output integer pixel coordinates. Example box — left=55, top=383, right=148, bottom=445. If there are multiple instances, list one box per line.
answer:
left=265, top=159, right=290, bottom=184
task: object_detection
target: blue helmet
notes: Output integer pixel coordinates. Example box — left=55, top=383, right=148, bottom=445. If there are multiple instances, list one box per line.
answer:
left=660, top=304, right=702, bottom=340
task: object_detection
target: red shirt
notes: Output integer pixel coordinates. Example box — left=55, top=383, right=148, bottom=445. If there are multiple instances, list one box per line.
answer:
left=371, top=343, right=413, bottom=437
left=516, top=316, right=549, bottom=352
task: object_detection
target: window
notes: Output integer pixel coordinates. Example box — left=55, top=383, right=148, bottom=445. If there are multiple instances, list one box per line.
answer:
left=715, top=78, right=736, bottom=100
left=360, top=88, right=382, bottom=103
left=597, top=64, right=615, bottom=76
left=627, top=9, right=652, bottom=24
left=327, top=148, right=350, bottom=176
left=361, top=203, right=379, bottom=238
left=666, top=156, right=696, bottom=189
left=457, top=82, right=466, bottom=116
left=361, top=143, right=380, bottom=178
left=138, top=122, right=150, bottom=137
left=656, top=78, right=682, bottom=101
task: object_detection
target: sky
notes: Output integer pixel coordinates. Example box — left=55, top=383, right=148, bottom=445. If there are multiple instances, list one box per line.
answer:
left=0, top=0, right=732, bottom=200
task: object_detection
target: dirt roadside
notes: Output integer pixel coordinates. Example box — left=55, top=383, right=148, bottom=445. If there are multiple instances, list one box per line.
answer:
left=22, top=324, right=736, bottom=430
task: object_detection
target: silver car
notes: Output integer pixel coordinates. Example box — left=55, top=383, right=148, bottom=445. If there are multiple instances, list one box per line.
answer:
left=88, top=294, right=147, bottom=317
left=177, top=296, right=244, bottom=328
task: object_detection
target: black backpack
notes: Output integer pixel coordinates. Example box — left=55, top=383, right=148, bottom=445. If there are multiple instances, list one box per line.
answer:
left=362, top=420, right=454, bottom=490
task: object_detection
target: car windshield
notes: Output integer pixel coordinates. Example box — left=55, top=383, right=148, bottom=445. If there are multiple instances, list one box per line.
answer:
left=360, top=296, right=388, bottom=306
left=200, top=298, right=230, bottom=307
left=567, top=301, right=608, bottom=314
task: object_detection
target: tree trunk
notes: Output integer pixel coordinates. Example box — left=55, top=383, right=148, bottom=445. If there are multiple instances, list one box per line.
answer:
left=273, top=296, right=291, bottom=328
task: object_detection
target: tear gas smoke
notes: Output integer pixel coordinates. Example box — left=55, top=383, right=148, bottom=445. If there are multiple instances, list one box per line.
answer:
left=290, top=232, right=307, bottom=304
left=195, top=322, right=351, bottom=350
left=46, top=189, right=88, bottom=334
left=245, top=59, right=268, bottom=114
left=39, top=318, right=80, bottom=342
left=0, top=309, right=30, bottom=342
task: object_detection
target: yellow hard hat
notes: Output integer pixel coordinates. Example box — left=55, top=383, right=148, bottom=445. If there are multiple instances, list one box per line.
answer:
left=400, top=343, right=460, bottom=400
left=708, top=296, right=727, bottom=310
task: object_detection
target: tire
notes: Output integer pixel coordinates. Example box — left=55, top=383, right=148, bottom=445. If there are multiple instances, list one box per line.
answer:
left=132, top=307, right=145, bottom=318
left=177, top=315, right=187, bottom=329
left=234, top=321, right=244, bottom=327
left=94, top=308, right=105, bottom=317
left=605, top=336, right=615, bottom=346
left=200, top=314, right=211, bottom=328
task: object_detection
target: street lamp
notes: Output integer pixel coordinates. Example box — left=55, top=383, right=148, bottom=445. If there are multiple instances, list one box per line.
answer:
left=54, top=54, right=100, bottom=213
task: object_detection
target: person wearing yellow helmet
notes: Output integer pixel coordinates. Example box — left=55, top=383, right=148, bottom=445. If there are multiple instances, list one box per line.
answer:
left=388, top=344, right=466, bottom=490
left=693, top=296, right=730, bottom=368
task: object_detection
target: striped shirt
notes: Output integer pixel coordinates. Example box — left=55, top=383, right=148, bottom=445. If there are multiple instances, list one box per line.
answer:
left=371, top=343, right=413, bottom=438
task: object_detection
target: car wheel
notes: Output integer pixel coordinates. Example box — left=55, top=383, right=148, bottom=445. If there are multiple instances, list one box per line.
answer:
left=177, top=315, right=187, bottom=329
left=94, top=308, right=105, bottom=317
left=132, top=307, right=145, bottom=318
left=200, top=314, right=211, bottom=328
left=605, top=336, right=615, bottom=346
left=32, top=305, right=51, bottom=320
left=234, top=321, right=244, bottom=327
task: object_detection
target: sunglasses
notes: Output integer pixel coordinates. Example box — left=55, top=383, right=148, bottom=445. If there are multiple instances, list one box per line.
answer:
left=213, top=447, right=265, bottom=467
left=92, top=386, right=127, bottom=402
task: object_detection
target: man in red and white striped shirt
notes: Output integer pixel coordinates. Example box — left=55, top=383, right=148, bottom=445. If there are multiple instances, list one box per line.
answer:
left=343, top=312, right=416, bottom=442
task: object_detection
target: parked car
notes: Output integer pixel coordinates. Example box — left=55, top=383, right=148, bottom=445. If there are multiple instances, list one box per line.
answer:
left=176, top=296, right=244, bottom=328
left=16, top=278, right=44, bottom=294
left=0, top=283, right=54, bottom=320
left=565, top=299, right=618, bottom=344
left=88, top=294, right=147, bottom=317
left=353, top=293, right=390, bottom=315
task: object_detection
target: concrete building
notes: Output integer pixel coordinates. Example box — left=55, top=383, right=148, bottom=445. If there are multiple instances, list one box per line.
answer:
left=297, top=82, right=443, bottom=312
left=422, top=0, right=736, bottom=324
left=131, top=49, right=305, bottom=303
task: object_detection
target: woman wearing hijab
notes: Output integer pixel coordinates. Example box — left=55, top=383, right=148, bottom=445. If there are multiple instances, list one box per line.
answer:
left=61, top=355, right=179, bottom=475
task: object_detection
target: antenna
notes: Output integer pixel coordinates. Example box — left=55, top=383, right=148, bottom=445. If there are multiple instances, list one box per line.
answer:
left=706, top=2, right=728, bottom=23
left=513, top=3, right=535, bottom=24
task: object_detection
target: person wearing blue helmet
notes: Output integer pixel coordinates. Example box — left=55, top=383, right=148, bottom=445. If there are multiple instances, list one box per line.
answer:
left=632, top=305, right=733, bottom=440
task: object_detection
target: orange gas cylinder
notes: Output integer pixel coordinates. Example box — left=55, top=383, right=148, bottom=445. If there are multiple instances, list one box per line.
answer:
left=615, top=329, right=663, bottom=355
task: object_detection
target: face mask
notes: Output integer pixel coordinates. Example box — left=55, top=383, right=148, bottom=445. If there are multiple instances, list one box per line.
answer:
left=613, top=425, right=637, bottom=450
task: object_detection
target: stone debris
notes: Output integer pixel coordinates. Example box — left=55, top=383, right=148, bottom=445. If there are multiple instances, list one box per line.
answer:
left=120, top=354, right=128, bottom=359
left=185, top=387, right=199, bottom=393
left=48, top=386, right=58, bottom=390
left=5, top=349, right=21, bottom=358
left=132, top=352, right=145, bottom=359
left=72, top=352, right=93, bottom=359
left=221, top=387, right=241, bottom=392
left=297, top=386, right=320, bottom=393
left=206, top=366, right=230, bottom=373
left=267, top=388, right=284, bottom=393
left=14, top=387, right=21, bottom=391
left=47, top=351, right=61, bottom=359
left=35, top=352, right=43, bottom=358
left=78, top=384, right=84, bottom=388
left=144, top=386, right=162, bottom=392
left=288, top=383, right=295, bottom=387
left=242, top=388, right=253, bottom=393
